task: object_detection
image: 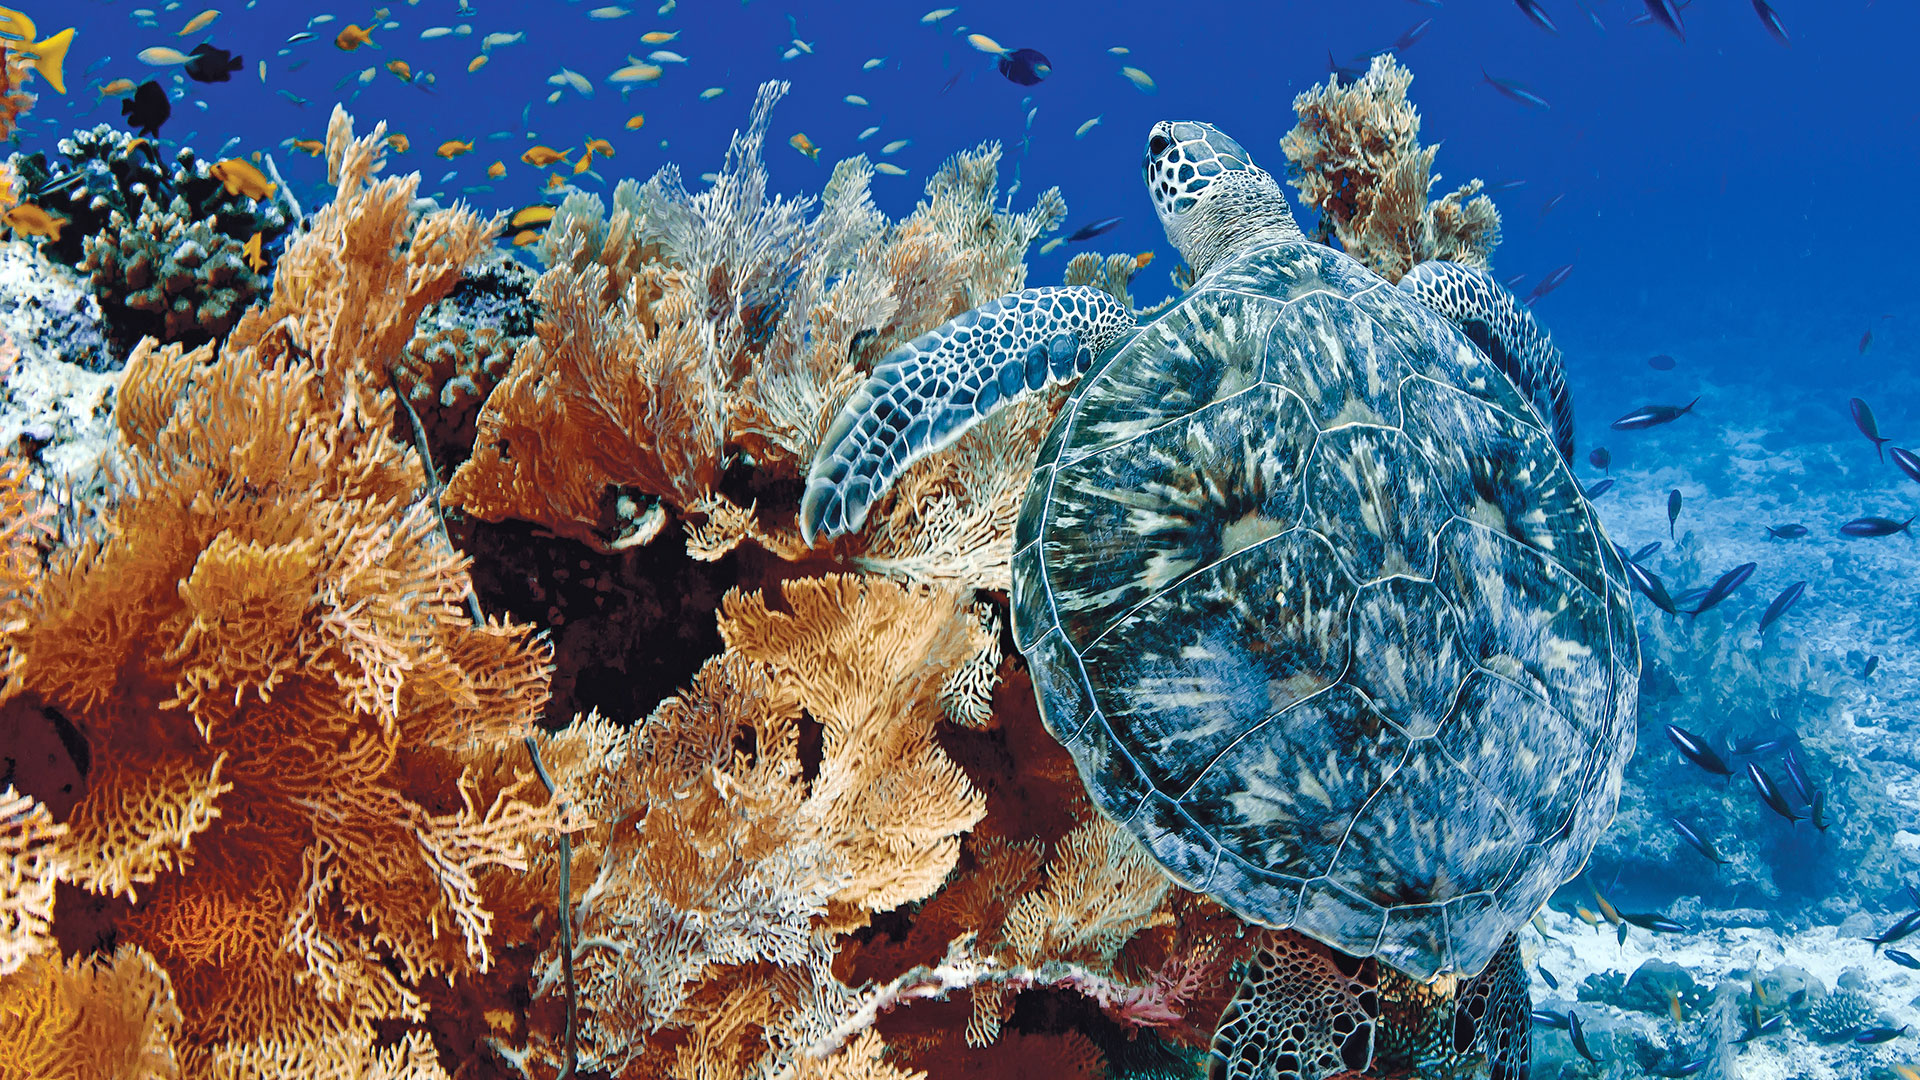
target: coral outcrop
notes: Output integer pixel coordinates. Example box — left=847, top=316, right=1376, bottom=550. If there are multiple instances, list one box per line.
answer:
left=1280, top=54, right=1501, bottom=283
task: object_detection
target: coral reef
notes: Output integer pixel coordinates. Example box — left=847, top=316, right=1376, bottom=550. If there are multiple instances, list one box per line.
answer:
left=395, top=248, right=541, bottom=465
left=0, top=247, right=118, bottom=528
left=0, top=108, right=563, bottom=1074
left=1805, top=987, right=1879, bottom=1041
left=9, top=126, right=293, bottom=349
left=1280, top=54, right=1501, bottom=283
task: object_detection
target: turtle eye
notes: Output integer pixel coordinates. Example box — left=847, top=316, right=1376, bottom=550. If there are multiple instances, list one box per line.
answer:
left=1149, top=134, right=1170, bottom=157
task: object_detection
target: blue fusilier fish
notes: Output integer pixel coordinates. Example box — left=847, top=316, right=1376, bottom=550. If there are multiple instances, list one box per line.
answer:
left=1670, top=817, right=1726, bottom=864
left=1589, top=446, right=1612, bottom=472
left=1568, top=1011, right=1602, bottom=1063
left=1482, top=68, right=1551, bottom=110
left=1612, top=398, right=1699, bottom=430
left=1065, top=215, right=1124, bottom=242
left=1893, top=447, right=1920, bottom=484
left=1782, top=744, right=1814, bottom=805
left=1765, top=523, right=1808, bottom=539
left=1625, top=560, right=1677, bottom=614
left=1538, top=965, right=1560, bottom=990
left=1885, top=948, right=1920, bottom=970
left=1642, top=0, right=1686, bottom=41
left=1621, top=910, right=1688, bottom=934
left=1531, top=1009, right=1570, bottom=1030
left=1585, top=478, right=1614, bottom=499
left=1731, top=733, right=1792, bottom=756
left=1811, top=789, right=1830, bottom=831
left=1655, top=1058, right=1711, bottom=1077
left=1690, top=562, right=1756, bottom=616
left=1630, top=541, right=1662, bottom=562
left=1865, top=655, right=1881, bottom=677
left=1391, top=18, right=1433, bottom=50
left=1668, top=489, right=1682, bottom=538
left=1865, top=909, right=1920, bottom=951
left=1751, top=0, right=1790, bottom=46
left=1746, top=762, right=1800, bottom=823
left=1758, top=581, right=1807, bottom=635
left=1514, top=0, right=1559, bottom=33
left=1737, top=1013, right=1785, bottom=1042
left=1525, top=262, right=1574, bottom=306
left=1667, top=724, right=1732, bottom=776
left=1841, top=515, right=1914, bottom=537
left=1850, top=397, right=1889, bottom=462
left=1855, top=1025, right=1908, bottom=1044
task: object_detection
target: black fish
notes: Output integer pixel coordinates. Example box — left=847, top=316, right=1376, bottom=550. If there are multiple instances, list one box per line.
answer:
left=1670, top=818, right=1726, bottom=864
left=1630, top=541, right=1661, bottom=562
left=1667, top=724, right=1731, bottom=777
left=1737, top=1013, right=1784, bottom=1042
left=1525, top=262, right=1574, bottom=306
left=1867, top=909, right=1920, bottom=950
left=1569, top=1010, right=1601, bottom=1063
left=1691, top=561, right=1756, bottom=617
left=1764, top=523, right=1807, bottom=539
left=1865, top=655, right=1880, bottom=678
left=1648, top=353, right=1677, bottom=370
left=1392, top=18, right=1434, bottom=50
left=1758, top=581, right=1806, bottom=635
left=1885, top=948, right=1920, bottom=970
left=1611, top=398, right=1699, bottom=430
left=1066, top=216, right=1124, bottom=242
left=184, top=42, right=243, bottom=83
left=996, top=47, right=1050, bottom=86
left=1751, top=0, right=1790, bottom=45
left=1811, top=789, right=1830, bottom=831
left=1892, top=447, right=1920, bottom=484
left=1643, top=0, right=1686, bottom=41
left=1840, top=515, right=1914, bottom=537
left=1782, top=744, right=1813, bottom=804
left=1667, top=489, right=1682, bottom=538
left=1532, top=1009, right=1570, bottom=1030
left=1621, top=911, right=1687, bottom=933
left=1589, top=446, right=1611, bottom=472
left=1747, top=762, right=1800, bottom=822
left=1585, top=478, right=1614, bottom=499
left=1849, top=397, right=1889, bottom=461
left=1855, top=1025, right=1908, bottom=1044
left=121, top=80, right=171, bottom=137
left=1538, top=965, right=1559, bottom=990
left=1515, top=0, right=1560, bottom=33
left=1625, top=559, right=1677, bottom=614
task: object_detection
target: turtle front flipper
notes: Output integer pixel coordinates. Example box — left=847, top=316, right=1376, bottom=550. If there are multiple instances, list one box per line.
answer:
left=1208, top=931, right=1379, bottom=1080
left=799, top=285, right=1136, bottom=545
left=1397, top=260, right=1575, bottom=467
left=1453, top=934, right=1531, bottom=1080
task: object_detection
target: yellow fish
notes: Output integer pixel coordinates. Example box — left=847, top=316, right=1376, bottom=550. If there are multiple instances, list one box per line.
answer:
left=1575, top=905, right=1600, bottom=928
left=437, top=139, right=474, bottom=158
left=1038, top=237, right=1064, bottom=256
left=571, top=154, right=591, bottom=175
left=2, top=202, right=64, bottom=241
left=510, top=205, right=555, bottom=228
left=289, top=138, right=324, bottom=156
left=97, top=77, right=136, bottom=99
left=467, top=54, right=487, bottom=72
left=1588, top=880, right=1622, bottom=926
left=624, top=113, right=645, bottom=129
left=546, top=173, right=564, bottom=189
left=608, top=62, right=662, bottom=83
left=511, top=229, right=540, bottom=247
left=486, top=160, right=505, bottom=178
left=138, top=46, right=192, bottom=66
left=210, top=158, right=276, bottom=201
left=0, top=10, right=70, bottom=93
left=584, top=138, right=614, bottom=157
left=640, top=29, right=678, bottom=43
left=177, top=9, right=219, bottom=36
left=1893, top=1066, right=1920, bottom=1080
left=788, top=132, right=819, bottom=161
left=1666, top=987, right=1684, bottom=1024
left=520, top=144, right=569, bottom=167
left=1119, top=65, right=1156, bottom=94
left=241, top=231, right=265, bottom=272
left=1133, top=251, right=1154, bottom=271
left=386, top=59, right=412, bottom=81
left=386, top=133, right=409, bottom=152
left=873, top=162, right=907, bottom=176
left=966, top=33, right=1007, bottom=55
left=334, top=23, right=375, bottom=51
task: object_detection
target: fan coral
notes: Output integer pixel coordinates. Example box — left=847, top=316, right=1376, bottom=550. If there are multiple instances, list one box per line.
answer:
left=0, top=944, right=184, bottom=1080
left=1281, top=54, right=1501, bottom=283
left=447, top=80, right=1066, bottom=571
left=0, top=787, right=62, bottom=976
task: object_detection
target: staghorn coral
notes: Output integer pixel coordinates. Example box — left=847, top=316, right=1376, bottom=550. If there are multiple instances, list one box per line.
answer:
left=0, top=944, right=184, bottom=1080
left=447, top=80, right=1066, bottom=569
left=78, top=194, right=265, bottom=349
left=1281, top=54, right=1501, bottom=282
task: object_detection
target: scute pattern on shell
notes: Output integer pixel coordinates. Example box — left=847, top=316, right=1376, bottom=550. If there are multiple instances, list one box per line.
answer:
left=1011, top=239, right=1637, bottom=982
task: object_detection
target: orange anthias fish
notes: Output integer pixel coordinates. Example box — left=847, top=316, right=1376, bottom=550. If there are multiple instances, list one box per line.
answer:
left=3, top=201, right=65, bottom=241
left=511, top=229, right=539, bottom=247
left=510, top=205, right=554, bottom=229
left=584, top=138, right=614, bottom=158
left=624, top=113, right=644, bottom=130
left=385, top=133, right=409, bottom=152
left=334, top=23, right=375, bottom=51
left=386, top=59, right=412, bottom=82
left=209, top=157, right=276, bottom=201
left=520, top=144, right=569, bottom=167
left=545, top=173, right=564, bottom=190
left=437, top=139, right=473, bottom=158
left=570, top=154, right=590, bottom=175
left=289, top=138, right=324, bottom=156
left=788, top=132, right=819, bottom=161
left=96, top=77, right=136, bottom=99
left=0, top=6, right=75, bottom=94
left=485, top=160, right=505, bottom=178
left=241, top=231, right=265, bottom=273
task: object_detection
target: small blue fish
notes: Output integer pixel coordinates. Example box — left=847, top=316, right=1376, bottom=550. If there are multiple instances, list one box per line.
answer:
left=1892, top=446, right=1920, bottom=484
left=1849, top=398, right=1889, bottom=461
left=1626, top=560, right=1677, bottom=614
left=1647, top=353, right=1676, bottom=370
left=1757, top=581, right=1806, bottom=635
left=1781, top=744, right=1814, bottom=804
left=1532, top=1009, right=1570, bottom=1030
left=1670, top=818, right=1726, bottom=864
left=1585, top=478, right=1614, bottom=499
left=1867, top=909, right=1920, bottom=951
left=1855, top=1025, right=1908, bottom=1045
left=1667, top=724, right=1732, bottom=777
left=1392, top=18, right=1433, bottom=50
left=1667, top=489, right=1682, bottom=538
left=1765, top=523, right=1808, bottom=539
left=1630, top=541, right=1661, bottom=563
left=1482, top=69, right=1551, bottom=110
left=1611, top=398, right=1699, bottom=431
left=1569, top=1010, right=1602, bottom=1063
left=1690, top=561, right=1756, bottom=617
left=1515, top=0, right=1559, bottom=34
left=1588, top=446, right=1611, bottom=472
left=1884, top=948, right=1920, bottom=970
left=1747, top=762, right=1800, bottom=823
left=1751, top=0, right=1790, bottom=45
left=1066, top=215, right=1124, bottom=242
left=1642, top=0, right=1686, bottom=41
left=1525, top=262, right=1574, bottom=305
left=1840, top=515, right=1914, bottom=538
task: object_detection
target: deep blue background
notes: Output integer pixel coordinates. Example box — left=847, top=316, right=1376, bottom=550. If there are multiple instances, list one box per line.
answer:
left=31, top=0, right=1920, bottom=416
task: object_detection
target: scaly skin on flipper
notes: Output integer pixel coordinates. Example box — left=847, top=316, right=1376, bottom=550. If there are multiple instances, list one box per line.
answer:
left=798, top=285, right=1136, bottom=545
left=1398, top=260, right=1575, bottom=466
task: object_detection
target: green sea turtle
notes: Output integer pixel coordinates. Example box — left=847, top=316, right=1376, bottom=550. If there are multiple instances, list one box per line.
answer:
left=802, top=121, right=1638, bottom=1079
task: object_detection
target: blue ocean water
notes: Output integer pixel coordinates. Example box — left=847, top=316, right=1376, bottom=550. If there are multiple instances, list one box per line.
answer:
left=18, top=0, right=1920, bottom=1076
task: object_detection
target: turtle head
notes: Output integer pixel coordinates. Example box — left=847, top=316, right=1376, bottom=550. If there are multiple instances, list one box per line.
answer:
left=1142, top=121, right=1304, bottom=277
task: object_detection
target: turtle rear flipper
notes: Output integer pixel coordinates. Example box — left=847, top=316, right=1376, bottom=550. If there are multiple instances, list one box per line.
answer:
left=799, top=285, right=1135, bottom=545
left=1398, top=260, right=1575, bottom=468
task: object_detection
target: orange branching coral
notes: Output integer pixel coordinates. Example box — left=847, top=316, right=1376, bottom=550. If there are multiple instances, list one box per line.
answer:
left=0, top=944, right=184, bottom=1080
left=1281, top=54, right=1501, bottom=282
left=3, top=329, right=560, bottom=1069
left=0, top=787, right=63, bottom=976
left=504, top=573, right=996, bottom=1078
left=225, top=104, right=502, bottom=399
left=447, top=80, right=1066, bottom=566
